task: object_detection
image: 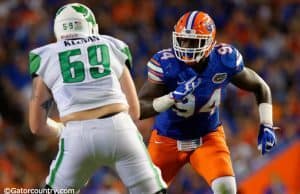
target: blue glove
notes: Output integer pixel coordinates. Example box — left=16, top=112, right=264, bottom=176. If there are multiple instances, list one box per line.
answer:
left=170, top=75, right=201, bottom=102
left=257, top=124, right=277, bottom=155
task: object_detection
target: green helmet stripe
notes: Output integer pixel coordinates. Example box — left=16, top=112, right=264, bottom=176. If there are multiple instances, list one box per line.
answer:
left=86, top=14, right=96, bottom=25
left=55, top=6, right=66, bottom=16
left=71, top=5, right=96, bottom=25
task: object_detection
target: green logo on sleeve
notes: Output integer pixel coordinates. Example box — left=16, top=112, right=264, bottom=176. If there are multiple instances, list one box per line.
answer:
left=29, top=53, right=41, bottom=74
left=121, top=47, right=132, bottom=67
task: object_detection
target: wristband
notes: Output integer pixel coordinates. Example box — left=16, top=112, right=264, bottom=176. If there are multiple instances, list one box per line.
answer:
left=258, top=103, right=273, bottom=125
left=47, top=118, right=64, bottom=137
left=153, top=94, right=175, bottom=112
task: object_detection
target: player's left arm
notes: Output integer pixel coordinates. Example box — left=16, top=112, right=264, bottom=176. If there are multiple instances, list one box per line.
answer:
left=230, top=67, right=271, bottom=107
left=29, top=76, right=63, bottom=137
left=230, top=67, right=277, bottom=154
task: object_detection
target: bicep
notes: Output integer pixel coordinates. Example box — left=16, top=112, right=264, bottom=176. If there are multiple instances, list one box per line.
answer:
left=230, top=67, right=271, bottom=103
left=230, top=67, right=267, bottom=92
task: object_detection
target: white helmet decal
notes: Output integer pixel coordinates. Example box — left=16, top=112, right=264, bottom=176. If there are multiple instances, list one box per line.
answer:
left=54, top=3, right=99, bottom=41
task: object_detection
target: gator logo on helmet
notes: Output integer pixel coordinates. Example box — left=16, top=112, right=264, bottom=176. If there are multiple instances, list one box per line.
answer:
left=204, top=21, right=215, bottom=33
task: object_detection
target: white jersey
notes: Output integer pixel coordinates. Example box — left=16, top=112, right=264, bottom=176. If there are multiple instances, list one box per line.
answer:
left=29, top=35, right=132, bottom=117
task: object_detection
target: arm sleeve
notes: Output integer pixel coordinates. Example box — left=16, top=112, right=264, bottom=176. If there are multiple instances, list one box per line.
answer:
left=28, top=46, right=54, bottom=88
left=147, top=56, right=165, bottom=84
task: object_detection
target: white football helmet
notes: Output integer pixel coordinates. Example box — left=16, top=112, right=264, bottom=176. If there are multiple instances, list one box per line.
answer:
left=54, top=3, right=99, bottom=41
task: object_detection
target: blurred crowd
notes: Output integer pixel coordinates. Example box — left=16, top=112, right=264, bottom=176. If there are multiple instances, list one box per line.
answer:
left=0, top=0, right=299, bottom=193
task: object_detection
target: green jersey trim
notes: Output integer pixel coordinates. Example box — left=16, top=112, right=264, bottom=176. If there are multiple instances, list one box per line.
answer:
left=121, top=47, right=133, bottom=67
left=29, top=52, right=41, bottom=75
left=49, top=138, right=65, bottom=187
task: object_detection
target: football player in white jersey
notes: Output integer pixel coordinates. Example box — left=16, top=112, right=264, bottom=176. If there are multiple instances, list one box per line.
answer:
left=28, top=3, right=167, bottom=194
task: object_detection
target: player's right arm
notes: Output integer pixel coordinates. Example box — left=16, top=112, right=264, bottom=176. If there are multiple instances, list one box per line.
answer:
left=138, top=80, right=169, bottom=119
left=29, top=49, right=63, bottom=137
left=139, top=53, right=201, bottom=120
left=29, top=76, right=63, bottom=137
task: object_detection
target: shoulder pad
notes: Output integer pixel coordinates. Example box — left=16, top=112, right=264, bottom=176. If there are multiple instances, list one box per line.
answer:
left=147, top=51, right=169, bottom=84
left=151, top=48, right=176, bottom=65
left=101, top=35, right=127, bottom=49
left=152, top=51, right=162, bottom=63
left=101, top=35, right=132, bottom=69
left=217, top=44, right=244, bottom=70
left=149, top=52, right=165, bottom=70
left=29, top=44, right=52, bottom=75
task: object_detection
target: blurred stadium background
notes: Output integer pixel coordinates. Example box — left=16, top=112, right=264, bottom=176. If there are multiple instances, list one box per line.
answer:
left=0, top=0, right=299, bottom=193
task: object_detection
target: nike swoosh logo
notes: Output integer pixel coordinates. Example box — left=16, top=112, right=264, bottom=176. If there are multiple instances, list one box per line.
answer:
left=154, top=140, right=163, bottom=144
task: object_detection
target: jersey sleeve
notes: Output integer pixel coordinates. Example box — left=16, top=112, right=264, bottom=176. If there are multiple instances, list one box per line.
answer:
left=29, top=51, right=42, bottom=77
left=147, top=53, right=165, bottom=84
left=28, top=44, right=57, bottom=88
left=220, top=45, right=244, bottom=75
left=29, top=46, right=50, bottom=77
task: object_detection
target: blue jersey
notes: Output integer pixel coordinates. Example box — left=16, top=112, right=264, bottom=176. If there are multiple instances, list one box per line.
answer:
left=147, top=43, right=244, bottom=140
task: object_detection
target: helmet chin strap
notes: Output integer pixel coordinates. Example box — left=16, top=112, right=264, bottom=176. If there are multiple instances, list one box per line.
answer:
left=196, top=55, right=202, bottom=63
left=195, top=42, right=215, bottom=63
left=195, top=51, right=205, bottom=63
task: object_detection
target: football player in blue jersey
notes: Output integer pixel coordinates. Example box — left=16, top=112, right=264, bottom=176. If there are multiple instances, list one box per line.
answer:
left=138, top=11, right=277, bottom=194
